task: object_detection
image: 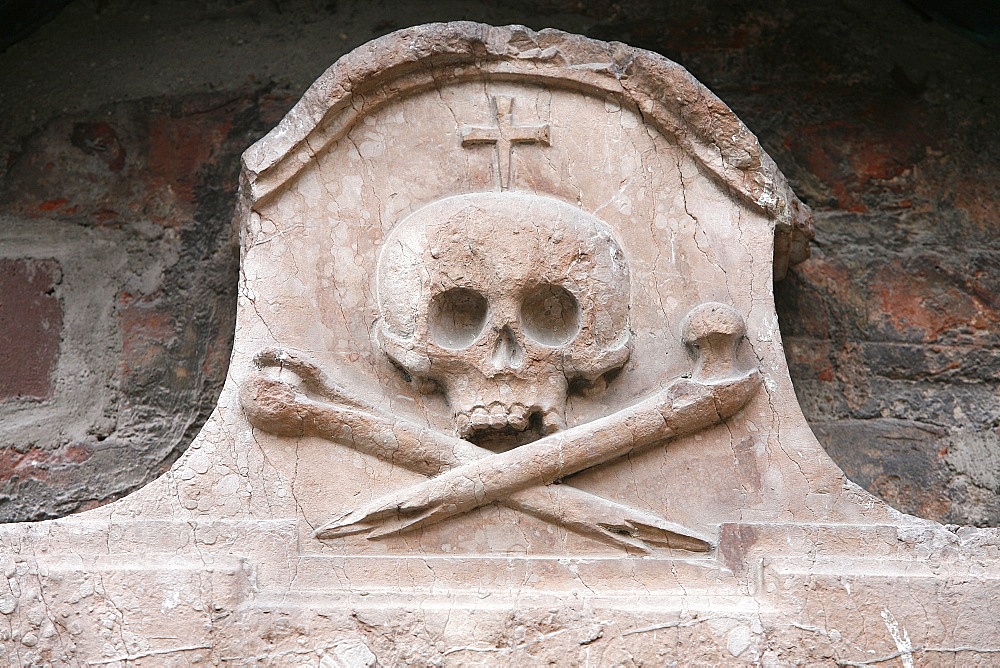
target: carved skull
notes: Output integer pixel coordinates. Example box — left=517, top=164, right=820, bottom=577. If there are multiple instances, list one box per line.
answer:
left=376, top=192, right=631, bottom=439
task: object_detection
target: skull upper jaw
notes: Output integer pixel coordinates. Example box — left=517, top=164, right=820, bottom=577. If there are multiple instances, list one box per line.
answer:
left=380, top=328, right=569, bottom=439
left=444, top=372, right=570, bottom=440
left=381, top=327, right=631, bottom=444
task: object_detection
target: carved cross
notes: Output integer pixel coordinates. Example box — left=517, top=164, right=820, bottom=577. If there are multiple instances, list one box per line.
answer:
left=461, top=96, right=550, bottom=190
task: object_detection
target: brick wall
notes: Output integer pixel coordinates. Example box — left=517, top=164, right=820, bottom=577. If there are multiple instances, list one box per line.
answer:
left=1, top=0, right=997, bottom=524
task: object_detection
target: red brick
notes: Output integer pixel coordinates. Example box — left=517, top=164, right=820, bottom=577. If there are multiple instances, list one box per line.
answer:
left=868, top=259, right=998, bottom=344
left=0, top=259, right=62, bottom=401
left=116, top=290, right=175, bottom=382
left=69, top=122, right=126, bottom=172
left=145, top=110, right=232, bottom=223
left=0, top=443, right=92, bottom=484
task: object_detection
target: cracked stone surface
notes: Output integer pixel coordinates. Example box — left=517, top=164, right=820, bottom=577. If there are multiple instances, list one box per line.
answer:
left=0, top=22, right=997, bottom=666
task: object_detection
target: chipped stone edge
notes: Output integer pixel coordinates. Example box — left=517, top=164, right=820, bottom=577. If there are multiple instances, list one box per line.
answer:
left=232, top=21, right=814, bottom=279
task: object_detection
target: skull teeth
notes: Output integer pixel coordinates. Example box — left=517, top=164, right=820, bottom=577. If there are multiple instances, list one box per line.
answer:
left=455, top=402, right=534, bottom=437
left=539, top=409, right=565, bottom=435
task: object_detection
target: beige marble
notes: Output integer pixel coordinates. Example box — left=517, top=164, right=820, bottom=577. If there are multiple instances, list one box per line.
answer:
left=1, top=22, right=997, bottom=666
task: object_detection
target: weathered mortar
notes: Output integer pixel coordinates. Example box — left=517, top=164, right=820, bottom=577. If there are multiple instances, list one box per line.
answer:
left=0, top=0, right=997, bottom=524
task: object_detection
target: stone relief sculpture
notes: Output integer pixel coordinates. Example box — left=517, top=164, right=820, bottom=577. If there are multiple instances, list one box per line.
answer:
left=242, top=190, right=760, bottom=552
left=0, top=22, right=997, bottom=666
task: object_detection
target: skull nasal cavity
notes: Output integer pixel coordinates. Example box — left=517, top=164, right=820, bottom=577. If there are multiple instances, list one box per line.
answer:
left=492, top=325, right=525, bottom=370
left=429, top=287, right=489, bottom=349
left=520, top=283, right=581, bottom=346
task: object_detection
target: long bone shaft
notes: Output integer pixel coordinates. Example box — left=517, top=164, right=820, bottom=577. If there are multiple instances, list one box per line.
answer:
left=241, top=350, right=712, bottom=553
left=317, top=369, right=760, bottom=541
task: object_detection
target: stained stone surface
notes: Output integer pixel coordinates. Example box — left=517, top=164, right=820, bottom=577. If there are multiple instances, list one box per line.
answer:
left=1, top=22, right=998, bottom=666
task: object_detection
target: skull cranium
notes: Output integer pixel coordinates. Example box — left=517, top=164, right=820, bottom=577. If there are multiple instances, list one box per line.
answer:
left=376, top=192, right=631, bottom=440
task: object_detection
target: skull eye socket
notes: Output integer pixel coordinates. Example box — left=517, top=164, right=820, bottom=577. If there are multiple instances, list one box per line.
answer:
left=428, top=287, right=489, bottom=349
left=520, top=283, right=581, bottom=346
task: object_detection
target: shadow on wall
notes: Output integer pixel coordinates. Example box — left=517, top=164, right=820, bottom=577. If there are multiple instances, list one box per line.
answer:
left=0, top=0, right=998, bottom=525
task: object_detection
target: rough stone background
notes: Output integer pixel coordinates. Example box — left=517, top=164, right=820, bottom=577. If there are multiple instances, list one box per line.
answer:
left=0, top=0, right=997, bottom=525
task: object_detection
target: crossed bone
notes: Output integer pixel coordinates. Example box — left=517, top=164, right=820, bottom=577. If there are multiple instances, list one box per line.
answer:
left=240, top=303, right=760, bottom=555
